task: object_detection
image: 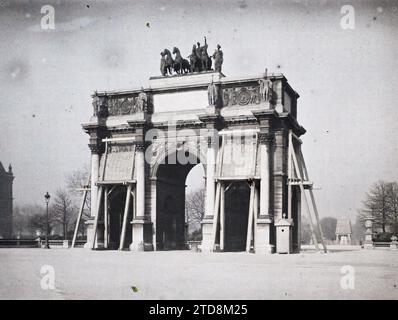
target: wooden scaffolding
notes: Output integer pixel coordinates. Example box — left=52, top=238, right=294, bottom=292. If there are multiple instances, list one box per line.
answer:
left=71, top=138, right=137, bottom=250
left=211, top=130, right=259, bottom=252
left=210, top=129, right=327, bottom=253
left=287, top=130, right=327, bottom=253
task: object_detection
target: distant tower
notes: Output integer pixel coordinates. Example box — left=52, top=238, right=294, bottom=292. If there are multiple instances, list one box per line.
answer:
left=335, top=217, right=352, bottom=245
left=0, top=162, right=14, bottom=238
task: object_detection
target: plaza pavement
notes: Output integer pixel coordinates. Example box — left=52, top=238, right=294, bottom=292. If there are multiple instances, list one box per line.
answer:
left=0, top=247, right=397, bottom=300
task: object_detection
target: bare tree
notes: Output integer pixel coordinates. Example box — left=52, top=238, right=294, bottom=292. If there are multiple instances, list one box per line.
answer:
left=52, top=189, right=77, bottom=240
left=14, top=204, right=55, bottom=237
left=386, top=182, right=398, bottom=235
left=360, top=181, right=390, bottom=232
left=25, top=204, right=57, bottom=237
left=65, top=167, right=91, bottom=237
left=185, top=188, right=205, bottom=232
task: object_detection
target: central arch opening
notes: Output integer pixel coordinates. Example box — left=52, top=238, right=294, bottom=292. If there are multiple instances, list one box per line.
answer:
left=155, top=150, right=204, bottom=250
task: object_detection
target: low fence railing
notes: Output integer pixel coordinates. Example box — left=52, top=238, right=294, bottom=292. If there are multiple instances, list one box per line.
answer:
left=0, top=239, right=86, bottom=248
left=373, top=242, right=391, bottom=248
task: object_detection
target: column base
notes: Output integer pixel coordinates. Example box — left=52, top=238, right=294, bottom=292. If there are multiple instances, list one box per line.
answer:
left=254, top=219, right=274, bottom=254
left=130, top=218, right=154, bottom=252
left=200, top=218, right=214, bottom=252
left=83, top=242, right=93, bottom=249
left=84, top=218, right=95, bottom=249
left=255, top=244, right=275, bottom=254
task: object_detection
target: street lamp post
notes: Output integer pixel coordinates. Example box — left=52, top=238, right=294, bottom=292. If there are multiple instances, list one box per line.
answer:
left=44, top=192, right=51, bottom=249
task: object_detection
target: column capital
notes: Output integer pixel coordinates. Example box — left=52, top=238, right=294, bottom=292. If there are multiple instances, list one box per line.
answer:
left=258, top=132, right=275, bottom=145
left=207, top=135, right=221, bottom=148
left=135, top=141, right=146, bottom=152
left=88, top=143, right=105, bottom=154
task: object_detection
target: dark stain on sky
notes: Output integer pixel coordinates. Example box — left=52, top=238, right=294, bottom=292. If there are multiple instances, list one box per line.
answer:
left=238, top=1, right=247, bottom=9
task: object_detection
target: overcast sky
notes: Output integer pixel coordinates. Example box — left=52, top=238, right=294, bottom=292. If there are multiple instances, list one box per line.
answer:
left=1, top=0, right=397, bottom=222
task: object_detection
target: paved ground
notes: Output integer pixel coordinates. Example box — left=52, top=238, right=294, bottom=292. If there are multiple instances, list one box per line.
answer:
left=0, top=247, right=397, bottom=300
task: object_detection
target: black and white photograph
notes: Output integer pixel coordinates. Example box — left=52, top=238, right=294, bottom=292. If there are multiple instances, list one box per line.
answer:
left=0, top=0, right=397, bottom=305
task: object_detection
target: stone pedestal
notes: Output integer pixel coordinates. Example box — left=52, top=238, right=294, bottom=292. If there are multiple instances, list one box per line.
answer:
left=390, top=236, right=397, bottom=250
left=129, top=219, right=153, bottom=251
left=200, top=219, right=214, bottom=252
left=255, top=219, right=274, bottom=254
left=364, top=217, right=374, bottom=249
left=84, top=218, right=95, bottom=249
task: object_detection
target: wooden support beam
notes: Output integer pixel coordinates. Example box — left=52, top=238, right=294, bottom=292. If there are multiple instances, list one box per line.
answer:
left=96, top=180, right=136, bottom=185
left=107, top=185, right=117, bottom=197
left=309, top=188, right=327, bottom=253
left=253, top=184, right=259, bottom=251
left=297, top=147, right=327, bottom=253
left=102, top=137, right=136, bottom=143
left=211, top=182, right=221, bottom=250
left=71, top=174, right=90, bottom=248
left=246, top=182, right=255, bottom=253
left=92, top=141, right=108, bottom=249
left=211, top=134, right=225, bottom=251
left=92, top=186, right=103, bottom=249
left=104, top=186, right=109, bottom=249
left=287, top=131, right=293, bottom=220
left=291, top=144, right=319, bottom=251
left=252, top=132, right=258, bottom=178
left=119, top=184, right=132, bottom=251
left=220, top=182, right=225, bottom=251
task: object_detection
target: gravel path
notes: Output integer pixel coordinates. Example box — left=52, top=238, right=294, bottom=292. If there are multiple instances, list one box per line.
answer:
left=0, top=248, right=397, bottom=299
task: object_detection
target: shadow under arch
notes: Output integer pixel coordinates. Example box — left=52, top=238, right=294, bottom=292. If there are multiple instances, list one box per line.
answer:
left=150, top=144, right=207, bottom=179
left=154, top=149, right=205, bottom=250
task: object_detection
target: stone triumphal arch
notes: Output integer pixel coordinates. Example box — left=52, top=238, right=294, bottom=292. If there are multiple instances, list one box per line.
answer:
left=80, top=70, right=324, bottom=254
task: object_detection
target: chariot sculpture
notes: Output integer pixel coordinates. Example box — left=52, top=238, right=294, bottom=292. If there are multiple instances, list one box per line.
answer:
left=160, top=37, right=223, bottom=76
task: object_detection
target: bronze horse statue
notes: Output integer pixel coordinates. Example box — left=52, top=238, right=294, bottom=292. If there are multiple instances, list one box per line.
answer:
left=188, top=44, right=200, bottom=72
left=163, top=49, right=174, bottom=76
left=172, top=47, right=190, bottom=74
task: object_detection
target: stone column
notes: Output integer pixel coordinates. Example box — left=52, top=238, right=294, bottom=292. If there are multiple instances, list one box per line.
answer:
left=136, top=142, right=146, bottom=217
left=130, top=141, right=147, bottom=251
left=201, top=134, right=218, bottom=252
left=255, top=132, right=274, bottom=254
left=84, top=146, right=100, bottom=249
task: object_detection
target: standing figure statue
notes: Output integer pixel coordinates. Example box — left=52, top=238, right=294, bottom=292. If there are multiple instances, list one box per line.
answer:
left=199, top=36, right=212, bottom=71
left=259, top=78, right=274, bottom=102
left=213, top=44, right=223, bottom=72
left=92, top=91, right=100, bottom=116
left=172, top=47, right=190, bottom=74
left=207, top=80, right=218, bottom=106
left=160, top=52, right=167, bottom=76
left=163, top=49, right=174, bottom=76
left=195, top=41, right=203, bottom=71
left=136, top=87, right=147, bottom=112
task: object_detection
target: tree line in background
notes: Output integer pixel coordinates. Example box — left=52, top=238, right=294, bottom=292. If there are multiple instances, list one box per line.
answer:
left=358, top=180, right=398, bottom=241
left=13, top=167, right=90, bottom=240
